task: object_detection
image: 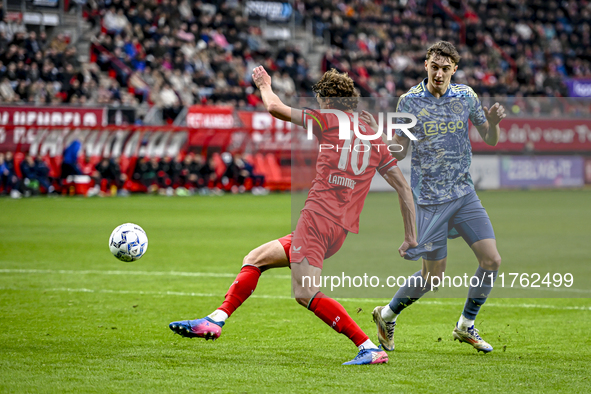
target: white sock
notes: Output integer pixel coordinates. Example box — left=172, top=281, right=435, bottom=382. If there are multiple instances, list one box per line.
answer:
left=381, top=305, right=398, bottom=322
left=359, top=339, right=378, bottom=351
left=458, top=314, right=474, bottom=330
left=208, top=310, right=229, bottom=323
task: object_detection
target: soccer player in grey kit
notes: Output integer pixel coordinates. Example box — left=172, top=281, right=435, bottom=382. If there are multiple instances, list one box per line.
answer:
left=368, top=41, right=506, bottom=353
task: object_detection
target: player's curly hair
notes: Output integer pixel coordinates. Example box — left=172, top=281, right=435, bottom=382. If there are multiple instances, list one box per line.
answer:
left=312, top=69, right=360, bottom=111
left=426, top=41, right=461, bottom=65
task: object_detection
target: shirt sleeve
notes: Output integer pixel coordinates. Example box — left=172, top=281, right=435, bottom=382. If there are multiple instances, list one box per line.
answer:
left=394, top=96, right=413, bottom=138
left=302, top=108, right=329, bottom=142
left=376, top=148, right=398, bottom=176
left=467, top=88, right=487, bottom=126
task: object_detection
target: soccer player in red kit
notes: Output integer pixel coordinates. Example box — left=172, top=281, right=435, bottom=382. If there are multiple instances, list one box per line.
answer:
left=169, top=67, right=417, bottom=365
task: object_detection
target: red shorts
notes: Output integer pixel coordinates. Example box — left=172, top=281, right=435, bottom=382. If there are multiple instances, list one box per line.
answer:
left=277, top=209, right=348, bottom=269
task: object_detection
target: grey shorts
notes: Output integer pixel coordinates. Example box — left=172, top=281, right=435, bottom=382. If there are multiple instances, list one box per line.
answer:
left=404, top=191, right=495, bottom=261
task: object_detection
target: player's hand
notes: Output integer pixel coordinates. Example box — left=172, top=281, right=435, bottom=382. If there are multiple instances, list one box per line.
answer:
left=398, top=239, right=418, bottom=258
left=252, top=66, right=272, bottom=89
left=483, top=103, right=506, bottom=126
left=360, top=110, right=379, bottom=132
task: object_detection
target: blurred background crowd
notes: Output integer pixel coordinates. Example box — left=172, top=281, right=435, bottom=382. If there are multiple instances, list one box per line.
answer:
left=0, top=146, right=266, bottom=197
left=0, top=0, right=589, bottom=116
left=0, top=0, right=590, bottom=198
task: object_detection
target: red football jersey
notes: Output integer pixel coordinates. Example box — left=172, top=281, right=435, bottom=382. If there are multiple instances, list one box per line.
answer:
left=301, top=109, right=397, bottom=233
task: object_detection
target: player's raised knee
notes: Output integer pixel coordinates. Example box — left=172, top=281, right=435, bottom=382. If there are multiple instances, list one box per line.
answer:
left=480, top=254, right=501, bottom=270
left=293, top=285, right=317, bottom=308
left=242, top=250, right=258, bottom=267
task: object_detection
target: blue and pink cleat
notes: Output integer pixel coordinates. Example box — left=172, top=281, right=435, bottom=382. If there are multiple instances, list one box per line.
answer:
left=169, top=317, right=224, bottom=341
left=342, top=346, right=389, bottom=365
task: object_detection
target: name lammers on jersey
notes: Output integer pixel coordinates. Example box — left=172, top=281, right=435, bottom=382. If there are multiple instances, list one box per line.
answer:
left=328, top=173, right=356, bottom=190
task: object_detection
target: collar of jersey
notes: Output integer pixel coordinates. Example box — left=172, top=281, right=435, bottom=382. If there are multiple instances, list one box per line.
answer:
left=422, top=78, right=451, bottom=99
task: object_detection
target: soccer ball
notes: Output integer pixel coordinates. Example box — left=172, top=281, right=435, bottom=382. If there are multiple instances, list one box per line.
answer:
left=109, top=223, right=148, bottom=262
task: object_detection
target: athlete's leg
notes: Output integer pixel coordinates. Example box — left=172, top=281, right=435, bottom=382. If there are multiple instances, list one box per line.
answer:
left=451, top=194, right=499, bottom=352
left=290, top=257, right=321, bottom=307
left=292, top=258, right=388, bottom=364
left=460, top=238, right=501, bottom=324
left=375, top=200, right=453, bottom=350
left=373, top=257, right=445, bottom=350
left=382, top=199, right=451, bottom=319
left=472, top=238, right=502, bottom=271
left=453, top=240, right=499, bottom=353
left=216, top=239, right=290, bottom=320
left=383, top=257, right=445, bottom=318
left=169, top=238, right=289, bottom=339
left=291, top=258, right=376, bottom=349
left=451, top=196, right=500, bottom=327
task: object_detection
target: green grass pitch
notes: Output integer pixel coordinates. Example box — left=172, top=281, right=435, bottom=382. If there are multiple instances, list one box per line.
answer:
left=1, top=191, right=590, bottom=393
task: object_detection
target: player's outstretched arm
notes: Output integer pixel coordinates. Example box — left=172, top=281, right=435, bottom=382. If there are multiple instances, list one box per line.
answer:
left=252, top=66, right=304, bottom=127
left=381, top=166, right=417, bottom=257
left=476, top=103, right=506, bottom=146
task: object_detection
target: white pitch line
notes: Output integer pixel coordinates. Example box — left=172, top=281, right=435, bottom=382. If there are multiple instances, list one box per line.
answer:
left=0, top=268, right=292, bottom=279
left=0, top=286, right=589, bottom=310
left=1, top=268, right=589, bottom=294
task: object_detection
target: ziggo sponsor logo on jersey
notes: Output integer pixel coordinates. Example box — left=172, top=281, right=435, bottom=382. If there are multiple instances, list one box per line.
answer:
left=423, top=120, right=465, bottom=135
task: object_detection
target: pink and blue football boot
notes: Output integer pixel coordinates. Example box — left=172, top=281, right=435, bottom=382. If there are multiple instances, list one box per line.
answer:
left=342, top=346, right=389, bottom=365
left=169, top=317, right=224, bottom=341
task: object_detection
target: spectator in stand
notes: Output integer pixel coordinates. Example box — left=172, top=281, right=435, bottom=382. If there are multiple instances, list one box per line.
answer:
left=0, top=77, right=16, bottom=102
left=221, top=153, right=247, bottom=193
left=239, top=154, right=266, bottom=195
left=1, top=151, right=19, bottom=197
left=0, top=15, right=26, bottom=43
left=0, top=152, right=10, bottom=195
left=200, top=156, right=218, bottom=190
left=179, top=153, right=200, bottom=190
left=271, top=72, right=296, bottom=101
left=60, top=140, right=82, bottom=187
left=104, top=7, right=130, bottom=35
left=20, top=154, right=53, bottom=195
left=157, top=156, right=175, bottom=193
left=132, top=156, right=159, bottom=193
left=169, top=155, right=185, bottom=187
left=79, top=155, right=95, bottom=177
left=157, top=83, right=181, bottom=122
left=93, top=157, right=127, bottom=196
left=49, top=33, right=68, bottom=53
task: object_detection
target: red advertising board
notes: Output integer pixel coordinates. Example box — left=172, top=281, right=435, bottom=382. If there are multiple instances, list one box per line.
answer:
left=237, top=110, right=293, bottom=151
left=0, top=106, right=106, bottom=152
left=0, top=126, right=188, bottom=159
left=185, top=107, right=293, bottom=150
left=186, top=106, right=234, bottom=128
left=470, top=118, right=591, bottom=152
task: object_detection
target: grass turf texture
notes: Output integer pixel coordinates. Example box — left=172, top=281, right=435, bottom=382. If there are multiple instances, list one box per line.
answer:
left=1, top=191, right=590, bottom=393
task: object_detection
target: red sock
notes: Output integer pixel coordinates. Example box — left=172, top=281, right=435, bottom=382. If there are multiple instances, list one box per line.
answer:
left=218, top=265, right=261, bottom=317
left=308, top=292, right=368, bottom=347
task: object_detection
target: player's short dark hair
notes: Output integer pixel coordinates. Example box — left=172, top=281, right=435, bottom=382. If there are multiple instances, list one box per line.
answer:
left=425, top=41, right=461, bottom=65
left=312, top=68, right=360, bottom=111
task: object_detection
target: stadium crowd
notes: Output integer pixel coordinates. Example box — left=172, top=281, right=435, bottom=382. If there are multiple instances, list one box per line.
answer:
left=88, top=0, right=315, bottom=118
left=312, top=0, right=591, bottom=99
left=88, top=0, right=591, bottom=108
left=0, top=147, right=266, bottom=198
left=0, top=0, right=590, bottom=113
left=0, top=11, right=108, bottom=105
